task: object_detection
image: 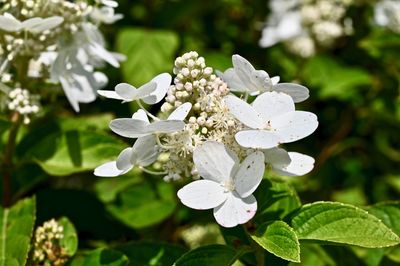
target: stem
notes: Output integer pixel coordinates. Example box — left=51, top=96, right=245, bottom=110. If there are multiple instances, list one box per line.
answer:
left=138, top=166, right=167, bottom=175
left=2, top=112, right=21, bottom=207
left=136, top=100, right=160, bottom=121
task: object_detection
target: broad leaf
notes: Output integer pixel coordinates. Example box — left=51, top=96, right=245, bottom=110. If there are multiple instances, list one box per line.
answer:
left=290, top=202, right=400, bottom=248
left=115, top=241, right=186, bottom=266
left=0, top=197, right=36, bottom=266
left=117, top=28, right=179, bottom=85
left=67, top=248, right=128, bottom=266
left=106, top=182, right=177, bottom=229
left=174, top=244, right=247, bottom=266
left=251, top=221, right=300, bottom=262
left=33, top=130, right=125, bottom=176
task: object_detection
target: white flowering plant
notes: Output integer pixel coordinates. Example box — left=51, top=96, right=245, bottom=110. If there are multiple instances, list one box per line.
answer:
left=1, top=0, right=400, bottom=265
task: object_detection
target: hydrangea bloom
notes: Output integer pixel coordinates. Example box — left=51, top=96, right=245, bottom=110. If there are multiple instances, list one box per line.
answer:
left=259, top=0, right=354, bottom=57
left=374, top=0, right=400, bottom=33
left=0, top=0, right=123, bottom=111
left=95, top=51, right=318, bottom=227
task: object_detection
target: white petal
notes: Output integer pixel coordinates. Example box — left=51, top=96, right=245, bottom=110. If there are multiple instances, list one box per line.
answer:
left=134, top=82, right=157, bottom=100
left=142, top=73, right=171, bottom=104
left=109, top=118, right=149, bottom=138
left=146, top=120, right=185, bottom=134
left=0, top=13, right=21, bottom=32
left=131, top=109, right=150, bottom=124
left=168, top=102, right=192, bottom=120
left=94, top=161, right=130, bottom=177
left=90, top=42, right=120, bottom=67
left=273, top=83, right=309, bottom=103
left=235, top=130, right=280, bottom=149
left=252, top=91, right=294, bottom=122
left=270, top=111, right=318, bottom=143
left=97, top=90, right=123, bottom=100
left=217, top=68, right=246, bottom=92
left=274, top=152, right=315, bottom=176
left=23, top=16, right=64, bottom=33
left=177, top=180, right=228, bottom=210
left=263, top=147, right=291, bottom=168
left=234, top=151, right=265, bottom=198
left=133, top=135, right=159, bottom=166
left=271, top=76, right=280, bottom=85
left=116, top=147, right=133, bottom=170
left=115, top=83, right=138, bottom=101
left=59, top=77, right=80, bottom=112
left=193, top=141, right=239, bottom=183
left=224, top=95, right=263, bottom=129
left=213, top=192, right=257, bottom=228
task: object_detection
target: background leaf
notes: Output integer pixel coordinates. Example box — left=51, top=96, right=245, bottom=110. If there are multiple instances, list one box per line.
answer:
left=58, top=217, right=78, bottom=257
left=117, top=28, right=179, bottom=85
left=67, top=248, right=128, bottom=266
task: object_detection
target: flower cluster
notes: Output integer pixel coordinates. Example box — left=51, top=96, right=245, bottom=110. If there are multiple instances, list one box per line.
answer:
left=374, top=0, right=400, bottom=33
left=0, top=0, right=123, bottom=112
left=95, top=52, right=318, bottom=227
left=259, top=0, right=354, bottom=57
left=6, top=87, right=40, bottom=124
left=33, top=219, right=68, bottom=266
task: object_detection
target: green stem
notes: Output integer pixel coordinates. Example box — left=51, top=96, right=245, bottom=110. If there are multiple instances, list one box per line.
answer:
left=2, top=112, right=21, bottom=207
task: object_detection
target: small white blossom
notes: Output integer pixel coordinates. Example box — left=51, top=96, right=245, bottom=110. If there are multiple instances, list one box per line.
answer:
left=177, top=141, right=265, bottom=228
left=94, top=135, right=159, bottom=177
left=224, top=92, right=318, bottom=149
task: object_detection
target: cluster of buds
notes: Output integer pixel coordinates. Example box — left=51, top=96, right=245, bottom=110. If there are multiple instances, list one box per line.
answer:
left=6, top=87, right=40, bottom=124
left=95, top=52, right=318, bottom=227
left=0, top=0, right=123, bottom=112
left=33, top=219, right=68, bottom=266
left=260, top=0, right=354, bottom=57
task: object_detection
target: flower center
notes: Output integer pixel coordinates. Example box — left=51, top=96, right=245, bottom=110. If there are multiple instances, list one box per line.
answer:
left=221, top=179, right=235, bottom=192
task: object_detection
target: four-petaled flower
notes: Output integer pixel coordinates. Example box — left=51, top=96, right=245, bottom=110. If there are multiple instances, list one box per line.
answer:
left=224, top=91, right=318, bottom=149
left=178, top=141, right=265, bottom=228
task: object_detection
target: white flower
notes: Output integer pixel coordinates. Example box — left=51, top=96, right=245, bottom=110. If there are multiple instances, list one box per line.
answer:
left=94, top=135, right=159, bottom=177
left=0, top=13, right=64, bottom=33
left=98, top=73, right=171, bottom=104
left=109, top=103, right=191, bottom=138
left=374, top=0, right=400, bottom=33
left=259, top=11, right=303, bottom=47
left=218, top=55, right=309, bottom=102
left=263, top=147, right=315, bottom=176
left=224, top=92, right=318, bottom=149
left=177, top=141, right=265, bottom=227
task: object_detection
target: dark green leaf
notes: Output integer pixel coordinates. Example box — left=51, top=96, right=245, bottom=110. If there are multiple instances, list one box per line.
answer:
left=67, top=248, right=128, bottom=266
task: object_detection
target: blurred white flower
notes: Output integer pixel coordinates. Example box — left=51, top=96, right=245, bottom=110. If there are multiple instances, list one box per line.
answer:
left=374, top=0, right=400, bottom=33
left=91, top=6, right=123, bottom=24
left=177, top=141, right=265, bottom=228
left=0, top=13, right=63, bottom=33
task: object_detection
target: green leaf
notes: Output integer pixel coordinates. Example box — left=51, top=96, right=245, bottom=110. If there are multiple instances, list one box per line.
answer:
left=115, top=241, right=187, bottom=266
left=251, top=221, right=300, bottom=263
left=302, top=56, right=371, bottom=101
left=0, top=197, right=36, bottom=266
left=94, top=173, right=142, bottom=203
left=106, top=181, right=177, bottom=229
left=33, top=130, right=125, bottom=176
left=58, top=114, right=115, bottom=132
left=290, top=202, right=400, bottom=248
left=174, top=244, right=246, bottom=266
left=58, top=217, right=78, bottom=257
left=67, top=248, right=128, bottom=266
left=117, top=28, right=179, bottom=85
